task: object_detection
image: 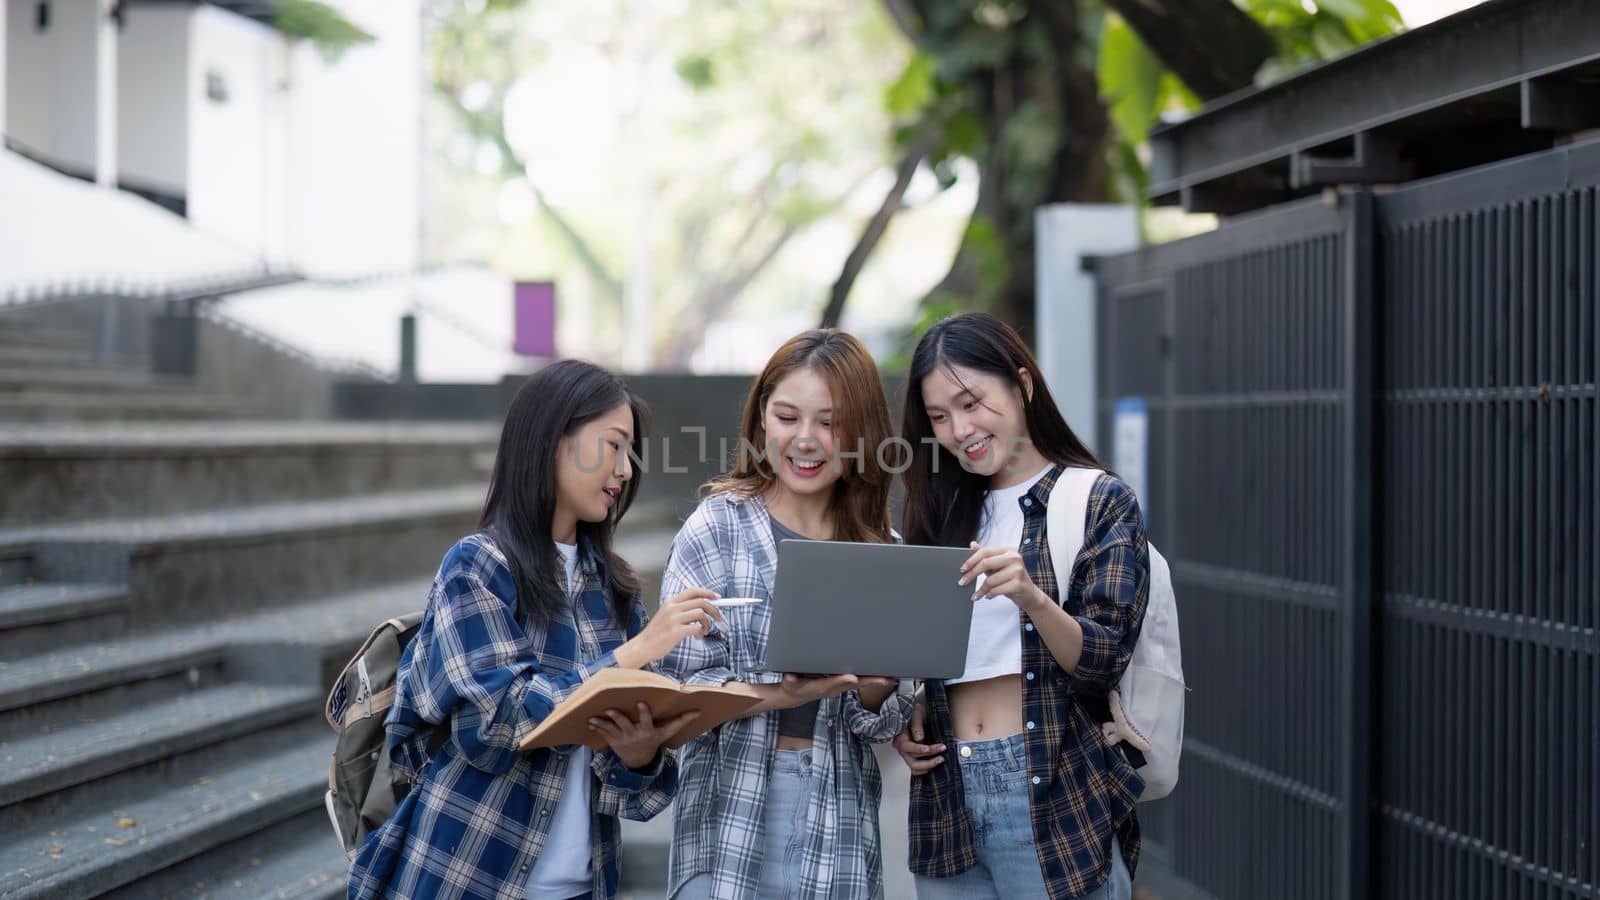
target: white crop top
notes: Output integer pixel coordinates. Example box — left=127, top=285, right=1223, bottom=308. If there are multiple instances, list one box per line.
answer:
left=948, top=464, right=1051, bottom=685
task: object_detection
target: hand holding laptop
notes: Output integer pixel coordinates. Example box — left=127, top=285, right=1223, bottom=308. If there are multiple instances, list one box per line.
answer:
left=777, top=673, right=898, bottom=704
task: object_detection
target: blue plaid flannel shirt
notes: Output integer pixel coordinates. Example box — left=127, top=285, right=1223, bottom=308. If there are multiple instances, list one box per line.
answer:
left=909, top=467, right=1150, bottom=899
left=348, top=532, right=676, bottom=900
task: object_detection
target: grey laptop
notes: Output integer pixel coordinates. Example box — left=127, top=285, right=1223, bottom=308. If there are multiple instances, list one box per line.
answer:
left=758, top=539, right=974, bottom=680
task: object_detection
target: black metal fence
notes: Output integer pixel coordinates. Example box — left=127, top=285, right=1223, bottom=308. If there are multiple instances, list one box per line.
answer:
left=1092, top=137, right=1598, bottom=899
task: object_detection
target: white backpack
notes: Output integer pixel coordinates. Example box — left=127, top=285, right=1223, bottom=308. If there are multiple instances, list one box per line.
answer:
left=1047, top=467, right=1185, bottom=801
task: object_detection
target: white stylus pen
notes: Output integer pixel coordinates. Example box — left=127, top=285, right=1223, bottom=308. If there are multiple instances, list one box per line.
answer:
left=710, top=597, right=765, bottom=607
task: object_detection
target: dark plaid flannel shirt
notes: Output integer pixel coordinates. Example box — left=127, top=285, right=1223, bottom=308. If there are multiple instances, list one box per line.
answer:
left=908, top=467, right=1150, bottom=898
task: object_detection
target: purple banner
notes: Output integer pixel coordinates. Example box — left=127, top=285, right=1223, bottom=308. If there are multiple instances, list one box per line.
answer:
left=513, top=281, right=557, bottom=357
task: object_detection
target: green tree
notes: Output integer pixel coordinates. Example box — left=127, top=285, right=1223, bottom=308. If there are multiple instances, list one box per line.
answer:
left=273, top=0, right=376, bottom=62
left=427, top=0, right=909, bottom=368
left=826, top=0, right=1403, bottom=344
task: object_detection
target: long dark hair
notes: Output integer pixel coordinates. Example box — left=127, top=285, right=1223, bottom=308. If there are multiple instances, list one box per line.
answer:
left=481, top=360, right=646, bottom=626
left=901, top=313, right=1106, bottom=547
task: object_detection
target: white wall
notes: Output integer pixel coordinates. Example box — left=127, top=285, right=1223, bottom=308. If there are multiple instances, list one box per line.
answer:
left=8, top=0, right=421, bottom=277
left=6, top=0, right=98, bottom=173
left=1, top=0, right=9, bottom=136
left=1035, top=204, right=1139, bottom=457
left=186, top=5, right=277, bottom=256
left=116, top=4, right=189, bottom=194
left=279, top=0, right=421, bottom=276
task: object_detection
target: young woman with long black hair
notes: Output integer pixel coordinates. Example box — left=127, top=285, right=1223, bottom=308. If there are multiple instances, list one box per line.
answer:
left=893, top=313, right=1149, bottom=900
left=349, top=359, right=725, bottom=900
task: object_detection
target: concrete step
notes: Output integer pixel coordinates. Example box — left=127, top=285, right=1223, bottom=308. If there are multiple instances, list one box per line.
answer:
left=0, top=344, right=119, bottom=370
left=0, top=681, right=320, bottom=808
left=0, top=367, right=191, bottom=395
left=0, top=421, right=497, bottom=528
left=0, top=577, right=427, bottom=758
left=0, top=628, right=226, bottom=715
left=116, top=807, right=346, bottom=900
left=0, top=545, right=33, bottom=586
left=0, top=718, right=331, bottom=899
left=0, top=391, right=255, bottom=423
left=1, top=485, right=482, bottom=627
left=0, top=581, right=127, bottom=658
left=0, top=317, right=95, bottom=349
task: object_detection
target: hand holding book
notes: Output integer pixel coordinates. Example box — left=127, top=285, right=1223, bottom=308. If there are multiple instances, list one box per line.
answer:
left=587, top=702, right=702, bottom=769
left=519, top=668, right=760, bottom=751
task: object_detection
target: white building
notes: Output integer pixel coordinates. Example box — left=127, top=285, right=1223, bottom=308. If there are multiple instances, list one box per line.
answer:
left=2, top=0, right=422, bottom=278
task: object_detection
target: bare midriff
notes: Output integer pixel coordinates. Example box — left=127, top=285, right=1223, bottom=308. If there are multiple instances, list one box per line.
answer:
left=946, top=673, right=1025, bottom=741
left=776, top=735, right=815, bottom=750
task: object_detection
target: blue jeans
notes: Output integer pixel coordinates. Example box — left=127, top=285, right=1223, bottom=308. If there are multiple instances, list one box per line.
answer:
left=913, top=733, right=1131, bottom=900
left=675, top=748, right=813, bottom=899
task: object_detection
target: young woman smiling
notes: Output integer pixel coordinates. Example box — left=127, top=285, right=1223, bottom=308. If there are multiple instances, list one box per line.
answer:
left=893, top=314, right=1150, bottom=900
left=658, top=329, right=916, bottom=900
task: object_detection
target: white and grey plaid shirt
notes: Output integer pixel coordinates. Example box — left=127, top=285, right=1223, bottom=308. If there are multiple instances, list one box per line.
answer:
left=657, top=490, right=916, bottom=899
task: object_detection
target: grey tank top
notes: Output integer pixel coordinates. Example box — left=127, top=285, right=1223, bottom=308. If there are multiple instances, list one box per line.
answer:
left=769, top=515, right=821, bottom=740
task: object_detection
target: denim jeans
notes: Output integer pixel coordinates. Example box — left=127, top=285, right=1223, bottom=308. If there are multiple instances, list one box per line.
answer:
left=675, top=748, right=813, bottom=899
left=913, top=733, right=1131, bottom=900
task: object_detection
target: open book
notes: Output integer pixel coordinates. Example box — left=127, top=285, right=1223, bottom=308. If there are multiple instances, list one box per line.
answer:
left=519, top=667, right=762, bottom=752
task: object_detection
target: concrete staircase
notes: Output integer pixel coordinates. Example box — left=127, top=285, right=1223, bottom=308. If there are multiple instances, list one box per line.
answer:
left=0, top=415, right=686, bottom=898
left=0, top=315, right=250, bottom=423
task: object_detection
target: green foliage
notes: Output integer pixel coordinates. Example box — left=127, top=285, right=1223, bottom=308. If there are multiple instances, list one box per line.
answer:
left=675, top=54, right=717, bottom=90
left=273, top=0, right=376, bottom=63
left=427, top=0, right=914, bottom=365
left=1095, top=14, right=1162, bottom=145
left=885, top=52, right=935, bottom=118
left=1091, top=0, right=1406, bottom=209
left=1241, top=0, right=1405, bottom=84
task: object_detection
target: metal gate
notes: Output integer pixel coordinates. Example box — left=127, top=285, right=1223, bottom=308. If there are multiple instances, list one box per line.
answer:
left=1092, top=138, right=1599, bottom=899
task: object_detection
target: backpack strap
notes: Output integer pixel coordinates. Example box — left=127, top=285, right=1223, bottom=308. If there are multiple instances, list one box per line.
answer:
left=1044, top=466, right=1105, bottom=599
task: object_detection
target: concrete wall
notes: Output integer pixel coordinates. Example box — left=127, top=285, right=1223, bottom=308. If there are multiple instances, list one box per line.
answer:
left=6, top=0, right=98, bottom=171
left=279, top=0, right=420, bottom=276
left=186, top=6, right=277, bottom=256
left=334, top=372, right=912, bottom=524
left=1, top=0, right=8, bottom=134
left=194, top=314, right=343, bottom=418
left=1035, top=204, right=1139, bottom=457
left=117, top=4, right=189, bottom=195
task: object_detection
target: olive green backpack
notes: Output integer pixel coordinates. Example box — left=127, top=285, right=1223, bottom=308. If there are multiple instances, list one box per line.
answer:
left=322, top=613, right=445, bottom=858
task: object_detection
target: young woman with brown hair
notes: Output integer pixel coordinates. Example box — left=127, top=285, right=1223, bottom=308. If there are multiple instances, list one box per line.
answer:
left=658, top=329, right=916, bottom=899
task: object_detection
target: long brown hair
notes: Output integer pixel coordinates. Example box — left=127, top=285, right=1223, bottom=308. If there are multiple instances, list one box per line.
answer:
left=901, top=313, right=1107, bottom=548
left=708, top=329, right=896, bottom=544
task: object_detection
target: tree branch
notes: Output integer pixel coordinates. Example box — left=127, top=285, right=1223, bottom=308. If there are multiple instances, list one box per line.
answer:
left=819, top=122, right=941, bottom=329
left=880, top=0, right=923, bottom=45
left=431, top=75, right=625, bottom=303
left=658, top=221, right=799, bottom=366
left=1102, top=0, right=1275, bottom=100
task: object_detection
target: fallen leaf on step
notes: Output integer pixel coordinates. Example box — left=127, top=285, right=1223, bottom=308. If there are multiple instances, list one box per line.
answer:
left=104, top=837, right=127, bottom=847
left=249, top=858, right=262, bottom=867
left=117, top=817, right=136, bottom=829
